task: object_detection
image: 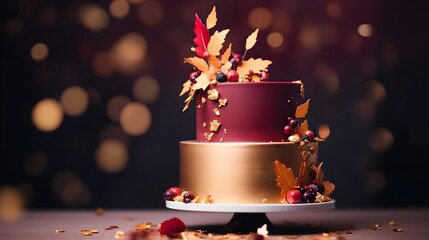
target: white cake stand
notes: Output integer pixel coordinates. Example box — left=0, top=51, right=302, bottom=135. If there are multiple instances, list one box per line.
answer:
left=166, top=200, right=336, bottom=233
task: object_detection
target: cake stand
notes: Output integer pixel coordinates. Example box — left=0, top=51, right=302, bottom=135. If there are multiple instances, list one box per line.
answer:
left=166, top=200, right=336, bottom=233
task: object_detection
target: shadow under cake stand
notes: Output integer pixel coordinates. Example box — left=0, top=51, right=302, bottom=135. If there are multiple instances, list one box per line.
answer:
left=166, top=200, right=336, bottom=233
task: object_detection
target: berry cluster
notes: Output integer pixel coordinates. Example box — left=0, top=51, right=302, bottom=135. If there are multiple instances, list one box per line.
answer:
left=283, top=117, right=315, bottom=141
left=163, top=187, right=195, bottom=203
left=286, top=180, right=325, bottom=204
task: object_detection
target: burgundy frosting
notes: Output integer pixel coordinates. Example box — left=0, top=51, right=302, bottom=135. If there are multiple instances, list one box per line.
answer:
left=196, top=81, right=303, bottom=142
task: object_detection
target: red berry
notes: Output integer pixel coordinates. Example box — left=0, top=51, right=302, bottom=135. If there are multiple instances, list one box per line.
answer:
left=189, top=71, right=200, bottom=83
left=227, top=70, right=239, bottom=82
left=260, top=71, right=269, bottom=81
left=167, top=187, right=181, bottom=196
left=301, top=130, right=315, bottom=141
left=159, top=217, right=186, bottom=238
left=233, top=53, right=242, bottom=64
left=286, top=190, right=302, bottom=204
left=283, top=125, right=294, bottom=136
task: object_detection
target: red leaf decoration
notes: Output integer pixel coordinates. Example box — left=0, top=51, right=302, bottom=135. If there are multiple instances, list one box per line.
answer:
left=193, top=14, right=211, bottom=59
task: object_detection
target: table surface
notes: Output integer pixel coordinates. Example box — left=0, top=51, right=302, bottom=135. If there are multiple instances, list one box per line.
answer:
left=1, top=208, right=428, bottom=240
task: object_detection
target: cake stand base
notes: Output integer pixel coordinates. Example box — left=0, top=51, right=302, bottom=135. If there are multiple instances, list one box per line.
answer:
left=224, top=212, right=273, bottom=233
left=166, top=200, right=336, bottom=234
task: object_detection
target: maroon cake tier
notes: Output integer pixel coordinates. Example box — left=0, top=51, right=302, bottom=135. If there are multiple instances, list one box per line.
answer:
left=196, top=81, right=303, bottom=142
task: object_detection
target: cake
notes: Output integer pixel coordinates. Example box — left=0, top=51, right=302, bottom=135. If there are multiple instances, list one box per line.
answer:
left=163, top=6, right=335, bottom=205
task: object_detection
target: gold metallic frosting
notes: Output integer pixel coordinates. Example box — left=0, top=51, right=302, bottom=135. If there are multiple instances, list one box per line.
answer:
left=180, top=141, right=318, bottom=204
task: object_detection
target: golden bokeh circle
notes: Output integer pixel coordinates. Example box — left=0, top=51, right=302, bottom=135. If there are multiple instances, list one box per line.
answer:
left=32, top=98, right=64, bottom=132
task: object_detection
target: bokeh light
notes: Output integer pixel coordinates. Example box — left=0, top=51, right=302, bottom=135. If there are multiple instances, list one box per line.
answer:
left=0, top=186, right=25, bottom=223
left=30, top=43, right=49, bottom=61
left=107, top=95, right=131, bottom=122
left=315, top=63, right=340, bottom=95
left=109, top=0, right=130, bottom=19
left=119, top=102, right=152, bottom=136
left=32, top=98, right=64, bottom=132
left=369, top=128, right=394, bottom=153
left=95, top=139, right=128, bottom=173
left=248, top=7, right=273, bottom=30
left=78, top=3, right=110, bottom=32
left=266, top=32, right=284, bottom=48
left=60, top=86, right=89, bottom=117
left=354, top=98, right=376, bottom=126
left=137, top=0, right=165, bottom=26
left=52, top=171, right=91, bottom=207
left=298, top=24, right=320, bottom=50
left=133, top=76, right=160, bottom=104
left=366, top=80, right=387, bottom=105
left=318, top=124, right=331, bottom=139
left=3, top=18, right=23, bottom=35
left=357, top=24, right=373, bottom=37
left=326, top=2, right=342, bottom=19
left=110, top=33, right=148, bottom=74
left=92, top=51, right=113, bottom=77
left=24, top=152, right=48, bottom=176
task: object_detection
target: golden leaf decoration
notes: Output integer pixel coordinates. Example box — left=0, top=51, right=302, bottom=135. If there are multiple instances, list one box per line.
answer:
left=184, top=57, right=209, bottom=72
left=221, top=43, right=232, bottom=64
left=297, top=162, right=311, bottom=187
left=274, top=160, right=297, bottom=195
left=245, top=29, right=259, bottom=51
left=208, top=55, right=222, bottom=69
left=315, top=162, right=324, bottom=183
left=322, top=181, right=335, bottom=197
left=295, top=99, right=310, bottom=118
left=296, top=120, right=309, bottom=135
left=179, top=80, right=192, bottom=97
left=221, top=60, right=232, bottom=73
left=207, top=29, right=230, bottom=56
left=237, top=58, right=272, bottom=76
left=206, top=6, right=217, bottom=30
left=191, top=73, right=210, bottom=91
left=182, top=89, right=196, bottom=112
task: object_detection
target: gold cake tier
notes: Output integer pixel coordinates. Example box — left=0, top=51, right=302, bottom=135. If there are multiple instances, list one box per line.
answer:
left=180, top=141, right=318, bottom=204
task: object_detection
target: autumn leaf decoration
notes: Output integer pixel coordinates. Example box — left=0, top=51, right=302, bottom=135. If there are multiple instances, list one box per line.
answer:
left=294, top=99, right=310, bottom=135
left=180, top=6, right=272, bottom=111
left=274, top=160, right=335, bottom=200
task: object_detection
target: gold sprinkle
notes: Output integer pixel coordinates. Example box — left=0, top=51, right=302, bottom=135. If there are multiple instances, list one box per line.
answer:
left=224, top=128, right=227, bottom=134
left=371, top=224, right=381, bottom=230
left=218, top=98, right=228, bottom=107
left=210, top=120, right=221, bottom=132
left=91, top=230, right=99, bottom=234
left=388, top=220, right=399, bottom=226
left=262, top=198, right=268, bottom=203
left=55, top=229, right=65, bottom=233
left=105, top=225, right=119, bottom=230
left=207, top=89, right=219, bottom=100
left=393, top=228, right=403, bottom=232
left=80, top=230, right=93, bottom=236
left=115, top=230, right=125, bottom=239
left=203, top=122, right=207, bottom=128
left=95, top=207, right=104, bottom=216
left=135, top=223, right=151, bottom=230
left=213, top=108, right=220, bottom=116
left=205, top=132, right=214, bottom=141
left=201, top=97, right=206, bottom=104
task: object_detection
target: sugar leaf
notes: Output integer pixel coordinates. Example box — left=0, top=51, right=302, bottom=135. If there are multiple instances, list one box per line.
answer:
left=322, top=181, right=335, bottom=196
left=182, top=89, right=196, bottom=112
left=297, top=162, right=311, bottom=187
left=245, top=29, right=259, bottom=51
left=179, top=80, right=192, bottom=97
left=237, top=58, right=272, bottom=76
left=191, top=73, right=210, bottom=91
left=221, top=43, right=232, bottom=64
left=296, top=120, right=309, bottom=135
left=315, top=162, right=324, bottom=183
left=184, top=57, right=209, bottom=72
left=295, top=99, right=310, bottom=118
left=274, top=160, right=297, bottom=196
left=193, top=14, right=210, bottom=59
left=208, top=55, right=222, bottom=69
left=207, top=29, right=230, bottom=56
left=206, top=6, right=217, bottom=30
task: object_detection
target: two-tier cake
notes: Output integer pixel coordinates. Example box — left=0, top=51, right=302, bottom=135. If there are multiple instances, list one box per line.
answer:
left=163, top=6, right=334, bottom=206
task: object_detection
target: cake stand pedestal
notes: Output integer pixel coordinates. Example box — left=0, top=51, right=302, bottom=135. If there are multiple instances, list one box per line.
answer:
left=166, top=200, right=335, bottom=233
